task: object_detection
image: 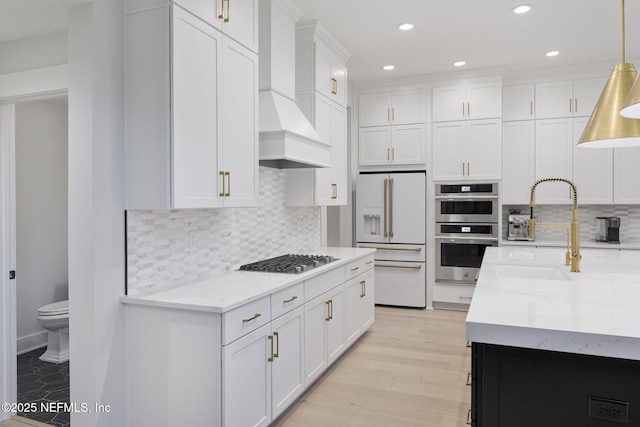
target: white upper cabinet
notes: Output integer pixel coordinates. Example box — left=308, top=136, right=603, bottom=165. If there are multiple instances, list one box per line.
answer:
left=285, top=21, right=350, bottom=206
left=432, top=79, right=501, bottom=122
left=359, top=124, right=425, bottom=166
left=534, top=118, right=574, bottom=204
left=614, top=147, right=640, bottom=204
left=358, top=90, right=425, bottom=127
left=314, top=42, right=348, bottom=107
left=432, top=119, right=501, bottom=181
left=125, top=3, right=258, bottom=209
left=502, top=121, right=535, bottom=204
left=502, top=84, right=535, bottom=121
left=174, top=0, right=258, bottom=52
left=535, top=77, right=606, bottom=119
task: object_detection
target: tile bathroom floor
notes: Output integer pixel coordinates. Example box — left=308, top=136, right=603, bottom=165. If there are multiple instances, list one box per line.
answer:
left=16, top=349, right=69, bottom=427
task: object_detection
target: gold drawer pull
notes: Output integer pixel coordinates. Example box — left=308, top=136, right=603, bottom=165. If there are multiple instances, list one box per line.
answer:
left=366, top=260, right=373, bottom=265
left=351, top=266, right=359, bottom=272
left=242, top=312, right=261, bottom=323
left=283, top=295, right=298, bottom=303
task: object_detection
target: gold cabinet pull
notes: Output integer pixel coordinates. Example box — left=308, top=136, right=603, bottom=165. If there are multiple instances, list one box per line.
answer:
left=391, top=148, right=395, bottom=161
left=530, top=100, right=533, bottom=115
left=225, top=171, right=230, bottom=196
left=360, top=280, right=366, bottom=298
left=224, top=0, right=230, bottom=22
left=283, top=295, right=298, bottom=303
left=389, top=178, right=394, bottom=237
left=325, top=300, right=331, bottom=321
left=391, top=108, right=395, bottom=122
left=375, top=263, right=421, bottom=269
left=268, top=335, right=274, bottom=362
left=329, top=299, right=333, bottom=319
left=242, top=312, right=261, bottom=323
left=466, top=371, right=472, bottom=386
left=331, top=183, right=337, bottom=199
left=219, top=171, right=225, bottom=196
left=273, top=331, right=279, bottom=358
left=466, top=340, right=472, bottom=348
left=467, top=101, right=470, bottom=117
left=569, top=98, right=572, bottom=112
left=462, top=102, right=465, bottom=116
left=383, top=179, right=388, bottom=237
left=218, top=0, right=224, bottom=18
left=331, top=77, right=337, bottom=94
left=358, top=245, right=422, bottom=252
left=467, top=162, right=470, bottom=176
left=366, top=260, right=374, bottom=265
left=351, top=266, right=359, bottom=272
left=387, top=108, right=391, bottom=122
left=466, top=408, right=472, bottom=425
left=574, top=98, right=578, bottom=113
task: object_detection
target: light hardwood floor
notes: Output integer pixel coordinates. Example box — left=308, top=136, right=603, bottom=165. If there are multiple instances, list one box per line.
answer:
left=0, top=416, right=53, bottom=427
left=273, top=306, right=471, bottom=427
left=1, top=307, right=470, bottom=427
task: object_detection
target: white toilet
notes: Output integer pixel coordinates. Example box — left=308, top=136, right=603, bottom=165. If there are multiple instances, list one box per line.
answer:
left=37, top=300, right=69, bottom=363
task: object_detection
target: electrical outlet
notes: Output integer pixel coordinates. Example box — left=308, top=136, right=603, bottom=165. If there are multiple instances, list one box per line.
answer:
left=588, top=396, right=629, bottom=423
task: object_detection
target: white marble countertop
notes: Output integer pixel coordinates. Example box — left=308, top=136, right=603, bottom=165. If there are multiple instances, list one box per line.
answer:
left=121, top=247, right=375, bottom=314
left=501, top=239, right=640, bottom=250
left=466, top=246, right=640, bottom=360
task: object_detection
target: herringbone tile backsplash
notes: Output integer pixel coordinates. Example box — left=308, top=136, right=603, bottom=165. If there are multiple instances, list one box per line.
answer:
left=126, top=167, right=321, bottom=295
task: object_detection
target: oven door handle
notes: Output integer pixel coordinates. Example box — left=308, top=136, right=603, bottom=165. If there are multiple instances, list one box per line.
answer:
left=375, top=263, right=422, bottom=269
left=434, top=236, right=499, bottom=243
left=435, top=195, right=498, bottom=200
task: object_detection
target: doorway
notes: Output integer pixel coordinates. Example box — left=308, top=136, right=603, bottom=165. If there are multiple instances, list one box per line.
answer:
left=0, top=92, right=68, bottom=424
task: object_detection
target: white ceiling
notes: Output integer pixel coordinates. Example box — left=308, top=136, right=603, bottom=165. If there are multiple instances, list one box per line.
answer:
left=2, top=0, right=640, bottom=83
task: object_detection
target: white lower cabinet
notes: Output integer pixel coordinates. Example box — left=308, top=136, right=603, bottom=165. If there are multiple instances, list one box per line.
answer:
left=223, top=323, right=272, bottom=427
left=304, top=285, right=346, bottom=386
left=345, top=269, right=375, bottom=347
left=223, top=306, right=305, bottom=426
left=124, top=253, right=375, bottom=426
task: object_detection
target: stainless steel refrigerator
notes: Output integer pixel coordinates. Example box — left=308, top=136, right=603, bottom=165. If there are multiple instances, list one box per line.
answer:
left=356, top=172, right=426, bottom=308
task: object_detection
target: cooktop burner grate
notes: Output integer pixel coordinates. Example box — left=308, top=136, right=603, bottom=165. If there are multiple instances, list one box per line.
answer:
left=239, top=254, right=337, bottom=274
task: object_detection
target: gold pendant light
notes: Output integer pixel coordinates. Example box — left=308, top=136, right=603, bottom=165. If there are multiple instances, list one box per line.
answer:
left=577, top=0, right=640, bottom=148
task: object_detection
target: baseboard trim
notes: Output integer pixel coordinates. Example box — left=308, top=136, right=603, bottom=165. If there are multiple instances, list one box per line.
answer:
left=17, top=331, right=47, bottom=355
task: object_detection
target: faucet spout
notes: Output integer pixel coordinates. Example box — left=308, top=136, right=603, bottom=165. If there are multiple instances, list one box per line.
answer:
left=529, top=178, right=581, bottom=273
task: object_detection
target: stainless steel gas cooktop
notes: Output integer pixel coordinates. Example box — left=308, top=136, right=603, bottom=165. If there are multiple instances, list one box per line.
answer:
left=238, top=254, right=337, bottom=274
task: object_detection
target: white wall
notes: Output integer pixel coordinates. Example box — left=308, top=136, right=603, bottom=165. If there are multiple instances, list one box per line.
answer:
left=15, top=100, right=68, bottom=353
left=0, top=31, right=67, bottom=75
left=68, top=1, right=126, bottom=425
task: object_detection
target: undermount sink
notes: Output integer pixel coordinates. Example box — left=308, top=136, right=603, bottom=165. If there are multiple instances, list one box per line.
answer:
left=496, top=264, right=572, bottom=281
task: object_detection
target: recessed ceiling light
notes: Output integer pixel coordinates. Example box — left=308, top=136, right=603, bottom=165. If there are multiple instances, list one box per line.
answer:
left=398, top=23, right=414, bottom=31
left=382, top=65, right=395, bottom=71
left=453, top=61, right=466, bottom=67
left=512, top=4, right=531, bottom=14
left=546, top=51, right=560, bottom=57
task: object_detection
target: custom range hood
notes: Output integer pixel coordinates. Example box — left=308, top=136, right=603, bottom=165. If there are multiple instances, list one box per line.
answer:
left=258, top=0, right=331, bottom=168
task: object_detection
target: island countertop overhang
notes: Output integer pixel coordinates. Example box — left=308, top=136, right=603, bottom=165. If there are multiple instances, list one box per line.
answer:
left=466, top=246, right=640, bottom=360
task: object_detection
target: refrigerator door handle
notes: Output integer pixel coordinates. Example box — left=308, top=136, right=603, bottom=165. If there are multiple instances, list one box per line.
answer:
left=383, top=179, right=388, bottom=237
left=389, top=178, right=394, bottom=238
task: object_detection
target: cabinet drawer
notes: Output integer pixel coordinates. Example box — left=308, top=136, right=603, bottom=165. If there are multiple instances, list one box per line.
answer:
left=222, top=296, right=271, bottom=345
left=433, top=283, right=475, bottom=305
left=346, top=255, right=375, bottom=280
left=305, top=266, right=345, bottom=301
left=271, top=281, right=304, bottom=320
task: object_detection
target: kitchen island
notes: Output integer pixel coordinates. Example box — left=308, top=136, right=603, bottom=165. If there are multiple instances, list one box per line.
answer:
left=466, top=246, right=640, bottom=426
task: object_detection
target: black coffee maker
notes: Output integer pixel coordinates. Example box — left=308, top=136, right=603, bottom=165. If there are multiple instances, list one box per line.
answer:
left=596, top=217, right=620, bottom=243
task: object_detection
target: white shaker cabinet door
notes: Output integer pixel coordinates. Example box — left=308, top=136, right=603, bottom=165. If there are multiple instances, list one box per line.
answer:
left=534, top=118, right=574, bottom=204
left=172, top=7, right=223, bottom=208
left=573, top=117, right=613, bottom=204
left=466, top=119, right=501, bottom=180
left=222, top=324, right=271, bottom=427
left=326, top=285, right=346, bottom=366
left=502, top=121, right=535, bottom=204
left=304, top=294, right=329, bottom=386
left=220, top=37, right=258, bottom=207
left=221, top=0, right=258, bottom=52
left=359, top=92, right=392, bottom=127
left=359, top=127, right=392, bottom=165
left=502, top=84, right=534, bottom=121
left=271, top=307, right=304, bottom=420
left=432, top=122, right=465, bottom=180
left=535, top=80, right=574, bottom=119
left=391, top=124, right=425, bottom=165
left=614, top=147, right=640, bottom=204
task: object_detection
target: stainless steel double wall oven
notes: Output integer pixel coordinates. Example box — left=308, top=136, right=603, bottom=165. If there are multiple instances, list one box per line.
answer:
left=435, top=183, right=498, bottom=284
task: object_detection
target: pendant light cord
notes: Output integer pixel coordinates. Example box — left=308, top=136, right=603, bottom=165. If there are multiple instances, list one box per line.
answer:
left=622, top=0, right=626, bottom=63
